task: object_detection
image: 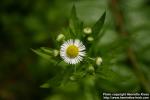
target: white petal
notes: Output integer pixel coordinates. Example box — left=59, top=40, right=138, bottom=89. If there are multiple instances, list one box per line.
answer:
left=60, top=39, right=86, bottom=64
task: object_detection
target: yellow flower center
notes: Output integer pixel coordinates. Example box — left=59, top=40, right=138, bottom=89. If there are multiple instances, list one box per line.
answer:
left=66, top=45, right=79, bottom=58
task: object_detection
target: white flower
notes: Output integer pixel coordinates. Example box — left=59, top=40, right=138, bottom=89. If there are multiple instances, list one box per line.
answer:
left=60, top=39, right=86, bottom=64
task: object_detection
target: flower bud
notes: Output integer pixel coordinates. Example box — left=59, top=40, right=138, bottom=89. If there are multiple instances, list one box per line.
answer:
left=87, top=36, right=94, bottom=42
left=83, top=27, right=92, bottom=34
left=88, top=65, right=95, bottom=73
left=70, top=76, right=75, bottom=81
left=56, top=34, right=65, bottom=42
left=96, top=57, right=102, bottom=66
left=53, top=49, right=59, bottom=57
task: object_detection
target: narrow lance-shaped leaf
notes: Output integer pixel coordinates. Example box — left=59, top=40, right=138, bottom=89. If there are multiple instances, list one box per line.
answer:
left=71, top=5, right=78, bottom=20
left=31, top=48, right=51, bottom=60
left=92, top=11, right=106, bottom=40
left=40, top=47, right=53, bottom=54
left=88, top=12, right=106, bottom=56
left=69, top=5, right=77, bottom=36
left=69, top=5, right=83, bottom=38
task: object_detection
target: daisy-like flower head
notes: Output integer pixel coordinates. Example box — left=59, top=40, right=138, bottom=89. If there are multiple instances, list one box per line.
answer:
left=60, top=39, right=86, bottom=64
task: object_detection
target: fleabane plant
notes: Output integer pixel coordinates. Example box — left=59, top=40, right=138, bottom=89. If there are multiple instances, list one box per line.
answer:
left=32, top=5, right=106, bottom=81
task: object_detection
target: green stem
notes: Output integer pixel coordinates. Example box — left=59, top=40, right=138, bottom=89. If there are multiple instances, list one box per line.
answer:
left=87, top=57, right=95, bottom=61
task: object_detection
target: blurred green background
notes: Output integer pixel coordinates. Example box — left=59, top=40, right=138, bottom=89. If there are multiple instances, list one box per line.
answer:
left=0, top=0, right=150, bottom=100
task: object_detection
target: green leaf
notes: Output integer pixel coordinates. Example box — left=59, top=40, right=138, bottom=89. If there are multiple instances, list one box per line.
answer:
left=40, top=47, right=53, bottom=54
left=71, top=5, right=78, bottom=20
left=31, top=48, right=51, bottom=60
left=92, top=11, right=106, bottom=40
left=40, top=83, right=50, bottom=88
left=69, top=5, right=83, bottom=38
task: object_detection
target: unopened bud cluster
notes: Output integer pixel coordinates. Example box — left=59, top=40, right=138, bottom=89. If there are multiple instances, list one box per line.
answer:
left=83, top=27, right=94, bottom=42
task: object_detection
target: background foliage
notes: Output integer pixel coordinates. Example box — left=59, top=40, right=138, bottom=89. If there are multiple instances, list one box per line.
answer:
left=0, top=0, right=150, bottom=100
